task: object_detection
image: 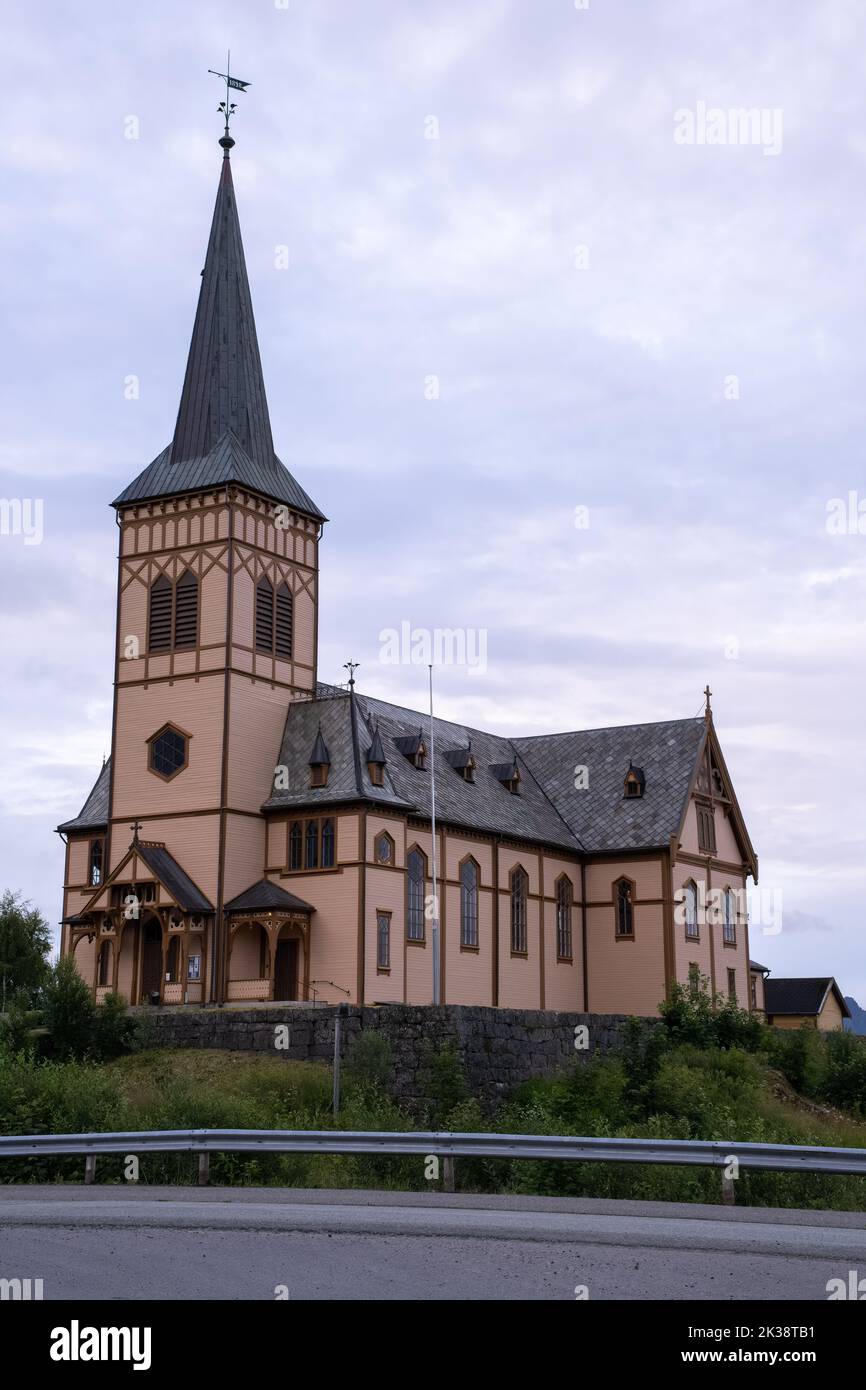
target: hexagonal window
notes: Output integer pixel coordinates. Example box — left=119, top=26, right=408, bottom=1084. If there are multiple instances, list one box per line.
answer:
left=147, top=723, right=190, bottom=780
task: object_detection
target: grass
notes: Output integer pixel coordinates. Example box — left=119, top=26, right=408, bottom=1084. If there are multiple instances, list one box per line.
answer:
left=2, top=1037, right=866, bottom=1209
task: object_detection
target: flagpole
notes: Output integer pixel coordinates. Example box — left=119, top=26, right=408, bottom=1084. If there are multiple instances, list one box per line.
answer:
left=429, top=663, right=440, bottom=1006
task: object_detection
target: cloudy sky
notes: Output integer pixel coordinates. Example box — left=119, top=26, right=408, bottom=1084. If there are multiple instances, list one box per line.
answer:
left=2, top=0, right=864, bottom=999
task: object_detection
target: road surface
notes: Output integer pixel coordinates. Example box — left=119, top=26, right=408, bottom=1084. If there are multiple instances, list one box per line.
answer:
left=1, top=1188, right=864, bottom=1300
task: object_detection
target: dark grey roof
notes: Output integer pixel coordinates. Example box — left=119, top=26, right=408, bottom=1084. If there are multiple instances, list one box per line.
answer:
left=224, top=879, right=315, bottom=914
left=136, top=842, right=213, bottom=913
left=367, top=726, right=386, bottom=765
left=764, top=978, right=850, bottom=1019
left=749, top=959, right=770, bottom=974
left=264, top=689, right=579, bottom=851
left=111, top=148, right=324, bottom=521
left=264, top=688, right=713, bottom=856
left=112, top=433, right=324, bottom=518
left=309, top=727, right=331, bottom=766
left=512, top=719, right=707, bottom=853
left=57, top=759, right=111, bottom=833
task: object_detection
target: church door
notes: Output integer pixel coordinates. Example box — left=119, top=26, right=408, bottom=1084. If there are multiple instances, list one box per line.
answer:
left=274, top=939, right=298, bottom=1000
left=141, top=918, right=163, bottom=1000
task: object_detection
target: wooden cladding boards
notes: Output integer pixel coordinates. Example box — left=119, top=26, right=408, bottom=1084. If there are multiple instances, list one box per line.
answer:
left=119, top=492, right=319, bottom=568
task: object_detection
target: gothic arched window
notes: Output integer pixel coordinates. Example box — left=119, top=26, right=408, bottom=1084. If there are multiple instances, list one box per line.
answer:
left=684, top=880, right=699, bottom=940
left=510, top=866, right=528, bottom=954
left=289, top=821, right=302, bottom=871
left=89, top=838, right=103, bottom=887
left=305, top=819, right=319, bottom=870
left=615, top=878, right=634, bottom=938
left=556, top=875, right=573, bottom=960
left=321, top=819, right=335, bottom=869
left=460, top=858, right=479, bottom=948
left=407, top=848, right=426, bottom=941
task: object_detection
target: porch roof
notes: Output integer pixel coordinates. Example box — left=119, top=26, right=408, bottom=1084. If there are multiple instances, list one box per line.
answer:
left=224, top=879, right=315, bottom=915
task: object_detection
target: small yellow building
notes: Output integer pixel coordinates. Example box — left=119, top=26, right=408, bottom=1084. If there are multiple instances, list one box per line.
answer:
left=764, top=978, right=850, bottom=1032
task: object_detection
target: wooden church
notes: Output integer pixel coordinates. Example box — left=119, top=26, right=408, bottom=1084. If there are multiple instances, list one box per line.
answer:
left=57, top=127, right=760, bottom=1016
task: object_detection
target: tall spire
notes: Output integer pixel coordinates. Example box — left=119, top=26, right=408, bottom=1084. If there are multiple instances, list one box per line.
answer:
left=169, top=140, right=274, bottom=473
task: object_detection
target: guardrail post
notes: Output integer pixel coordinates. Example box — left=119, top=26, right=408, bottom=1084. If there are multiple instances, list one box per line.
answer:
left=442, top=1156, right=456, bottom=1193
left=198, top=1153, right=210, bottom=1187
left=84, top=1154, right=97, bottom=1185
left=721, top=1171, right=736, bottom=1206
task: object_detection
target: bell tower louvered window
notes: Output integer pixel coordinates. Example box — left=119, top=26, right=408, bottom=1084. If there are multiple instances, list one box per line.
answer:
left=256, top=577, right=274, bottom=652
left=275, top=583, right=293, bottom=659
left=174, top=569, right=198, bottom=648
left=148, top=575, right=173, bottom=652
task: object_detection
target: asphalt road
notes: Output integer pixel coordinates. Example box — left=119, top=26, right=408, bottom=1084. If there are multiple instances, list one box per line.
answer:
left=1, top=1188, right=864, bottom=1300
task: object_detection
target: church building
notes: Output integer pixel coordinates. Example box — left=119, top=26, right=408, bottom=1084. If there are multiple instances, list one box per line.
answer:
left=57, top=128, right=760, bottom=1016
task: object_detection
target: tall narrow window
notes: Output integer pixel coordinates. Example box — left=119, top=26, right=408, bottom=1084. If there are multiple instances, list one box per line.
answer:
left=97, top=941, right=110, bottom=988
left=305, top=820, right=318, bottom=870
left=148, top=575, right=173, bottom=652
left=275, top=582, right=293, bottom=659
left=727, top=967, right=737, bottom=1002
left=174, top=569, right=198, bottom=648
left=510, top=867, right=528, bottom=954
left=688, top=962, right=701, bottom=997
left=723, top=887, right=737, bottom=945
left=255, top=576, right=274, bottom=653
left=684, top=880, right=699, bottom=940
left=321, top=819, right=335, bottom=869
left=289, top=822, right=302, bottom=871
left=615, top=878, right=634, bottom=938
left=407, top=848, right=426, bottom=941
left=697, top=806, right=717, bottom=853
left=556, top=876, right=573, bottom=959
left=89, top=838, right=103, bottom=887
left=166, top=935, right=181, bottom=983
left=377, top=911, right=391, bottom=970
left=461, top=858, right=479, bottom=948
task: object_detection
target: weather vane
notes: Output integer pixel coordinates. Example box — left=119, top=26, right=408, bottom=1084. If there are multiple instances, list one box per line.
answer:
left=208, top=50, right=250, bottom=142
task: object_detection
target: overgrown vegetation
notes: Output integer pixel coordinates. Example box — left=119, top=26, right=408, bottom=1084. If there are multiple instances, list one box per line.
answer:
left=2, top=943, right=866, bottom=1208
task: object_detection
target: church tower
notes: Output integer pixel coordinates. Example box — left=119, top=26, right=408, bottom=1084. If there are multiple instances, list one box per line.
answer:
left=60, top=126, right=324, bottom=1005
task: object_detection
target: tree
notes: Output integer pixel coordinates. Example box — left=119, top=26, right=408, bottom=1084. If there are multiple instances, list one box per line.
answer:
left=0, top=890, right=51, bottom=1008
left=42, top=955, right=95, bottom=1060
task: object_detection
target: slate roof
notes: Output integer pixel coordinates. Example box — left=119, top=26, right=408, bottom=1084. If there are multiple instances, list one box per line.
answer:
left=512, top=719, right=707, bottom=853
left=224, top=879, right=315, bottom=914
left=764, top=978, right=851, bottom=1019
left=112, top=433, right=324, bottom=519
left=111, top=146, right=324, bottom=521
left=749, top=959, right=770, bottom=974
left=264, top=687, right=709, bottom=856
left=136, top=842, right=213, bottom=914
left=57, top=759, right=111, bottom=832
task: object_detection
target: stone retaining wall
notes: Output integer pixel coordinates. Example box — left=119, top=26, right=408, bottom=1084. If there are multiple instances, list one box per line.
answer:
left=135, top=1004, right=643, bottom=1107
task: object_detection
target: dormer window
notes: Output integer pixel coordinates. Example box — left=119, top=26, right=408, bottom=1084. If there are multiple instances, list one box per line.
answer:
left=308, top=725, right=331, bottom=789
left=394, top=731, right=427, bottom=770
left=624, top=764, right=645, bottom=799
left=367, top=725, right=387, bottom=788
left=444, top=745, right=476, bottom=783
left=490, top=761, right=521, bottom=795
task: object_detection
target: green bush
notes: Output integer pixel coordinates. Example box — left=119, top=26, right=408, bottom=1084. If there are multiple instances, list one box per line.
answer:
left=344, top=1029, right=393, bottom=1095
left=42, top=956, right=95, bottom=1060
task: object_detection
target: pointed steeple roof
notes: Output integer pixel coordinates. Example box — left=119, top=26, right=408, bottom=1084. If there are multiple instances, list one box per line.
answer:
left=171, top=144, right=272, bottom=472
left=113, top=141, right=324, bottom=520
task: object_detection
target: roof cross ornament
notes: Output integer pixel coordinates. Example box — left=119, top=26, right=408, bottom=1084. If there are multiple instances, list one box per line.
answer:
left=130, top=821, right=143, bottom=844
left=208, top=51, right=251, bottom=147
left=343, top=660, right=360, bottom=691
left=704, top=684, right=713, bottom=720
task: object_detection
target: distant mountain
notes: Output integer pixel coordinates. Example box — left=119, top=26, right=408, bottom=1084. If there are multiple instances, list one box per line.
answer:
left=844, top=997, right=866, bottom=1035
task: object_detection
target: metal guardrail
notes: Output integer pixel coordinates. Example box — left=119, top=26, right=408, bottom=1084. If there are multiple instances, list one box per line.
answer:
left=2, top=1128, right=866, bottom=1192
